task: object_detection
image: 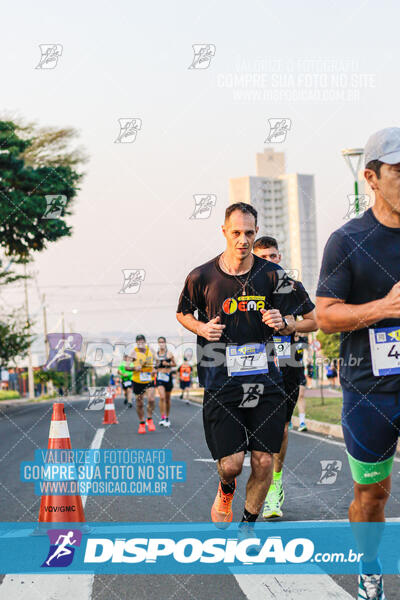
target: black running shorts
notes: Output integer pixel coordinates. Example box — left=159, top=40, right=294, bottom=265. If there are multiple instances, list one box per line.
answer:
left=156, top=378, right=173, bottom=392
left=202, top=389, right=286, bottom=460
left=133, top=381, right=154, bottom=396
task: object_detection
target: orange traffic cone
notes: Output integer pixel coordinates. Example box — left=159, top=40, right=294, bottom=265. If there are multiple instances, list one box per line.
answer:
left=38, top=403, right=86, bottom=524
left=102, top=391, right=119, bottom=424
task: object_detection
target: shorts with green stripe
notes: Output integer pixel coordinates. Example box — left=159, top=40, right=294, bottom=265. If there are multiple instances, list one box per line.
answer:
left=342, top=390, right=400, bottom=484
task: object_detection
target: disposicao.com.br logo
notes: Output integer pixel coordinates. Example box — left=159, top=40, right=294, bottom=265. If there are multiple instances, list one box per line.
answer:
left=0, top=522, right=384, bottom=575
left=83, top=535, right=359, bottom=566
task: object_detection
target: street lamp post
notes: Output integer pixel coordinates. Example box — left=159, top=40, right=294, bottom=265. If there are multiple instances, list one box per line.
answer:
left=341, top=148, right=364, bottom=216
left=70, top=309, right=78, bottom=395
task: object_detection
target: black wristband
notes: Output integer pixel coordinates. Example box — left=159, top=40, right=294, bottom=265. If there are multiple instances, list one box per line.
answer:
left=278, top=316, right=288, bottom=331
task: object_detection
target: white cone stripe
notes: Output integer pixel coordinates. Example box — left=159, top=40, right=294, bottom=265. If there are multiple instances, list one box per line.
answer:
left=104, top=404, right=115, bottom=410
left=49, top=420, right=70, bottom=439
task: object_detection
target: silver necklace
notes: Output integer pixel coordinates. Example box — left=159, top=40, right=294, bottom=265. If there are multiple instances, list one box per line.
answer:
left=220, top=253, right=254, bottom=295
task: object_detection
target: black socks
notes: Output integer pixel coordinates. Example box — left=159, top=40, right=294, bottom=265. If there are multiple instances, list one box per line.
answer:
left=241, top=508, right=258, bottom=523
left=220, top=480, right=235, bottom=495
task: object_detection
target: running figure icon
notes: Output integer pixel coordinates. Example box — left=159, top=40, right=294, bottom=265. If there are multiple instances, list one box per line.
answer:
left=46, top=335, right=78, bottom=369
left=45, top=531, right=77, bottom=566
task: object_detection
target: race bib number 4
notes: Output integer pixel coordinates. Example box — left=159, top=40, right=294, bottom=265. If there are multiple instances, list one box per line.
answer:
left=226, top=343, right=268, bottom=377
left=369, top=327, right=400, bottom=376
left=273, top=335, right=291, bottom=360
left=139, top=372, right=152, bottom=382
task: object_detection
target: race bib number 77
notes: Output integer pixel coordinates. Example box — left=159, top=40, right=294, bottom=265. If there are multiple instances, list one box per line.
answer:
left=369, top=327, right=400, bottom=376
left=226, top=343, right=268, bottom=377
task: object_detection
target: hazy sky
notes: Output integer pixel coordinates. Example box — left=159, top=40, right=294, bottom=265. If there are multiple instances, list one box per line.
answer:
left=1, top=0, right=398, bottom=346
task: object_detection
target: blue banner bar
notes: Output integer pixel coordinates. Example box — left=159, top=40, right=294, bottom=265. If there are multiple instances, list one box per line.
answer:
left=0, top=522, right=399, bottom=574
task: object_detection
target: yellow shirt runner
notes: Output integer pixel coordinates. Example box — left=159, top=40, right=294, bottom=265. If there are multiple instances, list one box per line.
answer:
left=131, top=345, right=154, bottom=384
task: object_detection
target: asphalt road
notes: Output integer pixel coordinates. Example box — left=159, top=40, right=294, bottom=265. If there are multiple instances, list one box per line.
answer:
left=0, top=394, right=399, bottom=599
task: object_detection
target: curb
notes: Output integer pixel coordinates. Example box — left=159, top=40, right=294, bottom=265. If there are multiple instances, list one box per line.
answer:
left=291, top=416, right=344, bottom=439
left=186, top=394, right=203, bottom=406
left=0, top=395, right=83, bottom=408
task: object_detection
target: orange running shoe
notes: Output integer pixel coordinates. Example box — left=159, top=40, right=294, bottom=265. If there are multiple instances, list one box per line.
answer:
left=138, top=422, right=146, bottom=434
left=147, top=418, right=156, bottom=432
left=211, top=480, right=236, bottom=528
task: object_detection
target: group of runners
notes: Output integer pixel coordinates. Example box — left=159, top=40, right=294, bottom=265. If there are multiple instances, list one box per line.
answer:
left=176, top=127, right=400, bottom=600
left=117, top=335, right=193, bottom=433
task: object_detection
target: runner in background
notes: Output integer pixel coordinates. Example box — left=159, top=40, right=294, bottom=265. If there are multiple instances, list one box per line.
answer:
left=155, top=336, right=176, bottom=427
left=117, top=354, right=134, bottom=407
left=131, top=335, right=156, bottom=434
left=179, top=358, right=192, bottom=403
left=331, top=358, right=339, bottom=388
left=253, top=236, right=317, bottom=519
left=306, top=361, right=314, bottom=388
left=116, top=375, right=122, bottom=397
left=108, top=371, right=117, bottom=403
left=326, top=361, right=335, bottom=385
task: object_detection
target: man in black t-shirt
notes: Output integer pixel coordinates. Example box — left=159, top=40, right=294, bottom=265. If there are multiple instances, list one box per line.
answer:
left=253, top=236, right=317, bottom=519
left=177, top=202, right=297, bottom=531
left=317, top=127, right=400, bottom=598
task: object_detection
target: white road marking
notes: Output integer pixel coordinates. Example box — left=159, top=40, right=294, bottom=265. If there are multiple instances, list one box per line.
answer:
left=0, top=574, right=94, bottom=600
left=0, top=428, right=105, bottom=600
left=81, top=427, right=105, bottom=508
left=234, top=574, right=354, bottom=599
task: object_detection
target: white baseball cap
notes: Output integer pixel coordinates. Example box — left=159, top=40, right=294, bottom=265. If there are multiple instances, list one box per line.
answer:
left=365, top=127, right=400, bottom=166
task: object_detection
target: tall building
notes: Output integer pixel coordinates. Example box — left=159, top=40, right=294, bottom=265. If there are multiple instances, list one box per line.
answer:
left=256, top=148, right=285, bottom=177
left=229, top=148, right=318, bottom=296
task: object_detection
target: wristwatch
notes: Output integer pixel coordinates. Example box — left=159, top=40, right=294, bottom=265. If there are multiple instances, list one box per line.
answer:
left=278, top=316, right=289, bottom=331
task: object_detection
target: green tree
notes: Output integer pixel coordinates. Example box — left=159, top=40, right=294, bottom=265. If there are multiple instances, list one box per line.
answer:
left=96, top=373, right=110, bottom=387
left=0, top=310, right=32, bottom=365
left=0, top=257, right=22, bottom=287
left=0, top=118, right=86, bottom=365
left=317, top=330, right=340, bottom=359
left=34, top=368, right=65, bottom=387
left=0, top=120, right=84, bottom=258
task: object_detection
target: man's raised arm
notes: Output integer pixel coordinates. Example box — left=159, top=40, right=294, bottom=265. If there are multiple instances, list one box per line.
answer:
left=316, top=282, right=400, bottom=333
